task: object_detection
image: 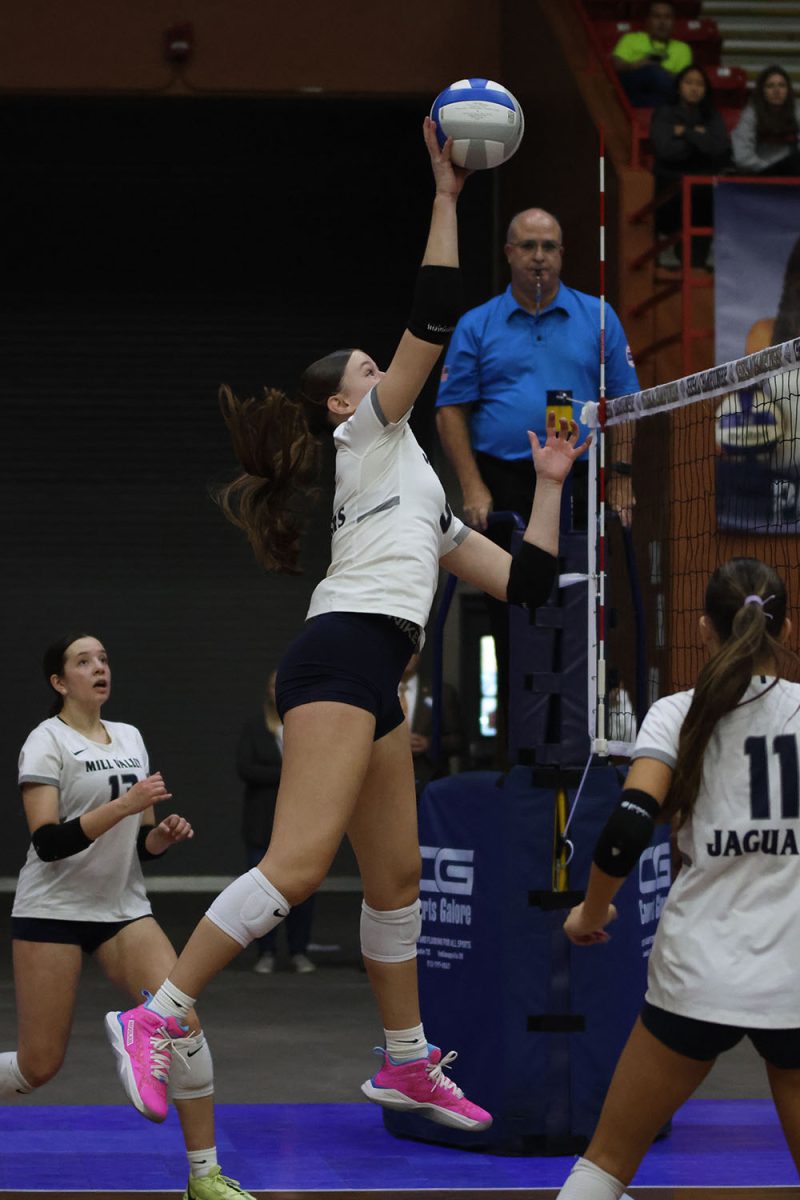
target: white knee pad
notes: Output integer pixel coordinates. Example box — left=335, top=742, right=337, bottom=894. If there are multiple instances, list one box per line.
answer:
left=360, top=899, right=421, bottom=963
left=168, top=1031, right=214, bottom=1101
left=206, top=868, right=290, bottom=948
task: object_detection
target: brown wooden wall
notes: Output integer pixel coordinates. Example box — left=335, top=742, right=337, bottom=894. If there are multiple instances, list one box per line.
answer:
left=0, top=1, right=502, bottom=95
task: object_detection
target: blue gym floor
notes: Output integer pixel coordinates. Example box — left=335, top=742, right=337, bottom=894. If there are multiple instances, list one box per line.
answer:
left=0, top=1099, right=796, bottom=1191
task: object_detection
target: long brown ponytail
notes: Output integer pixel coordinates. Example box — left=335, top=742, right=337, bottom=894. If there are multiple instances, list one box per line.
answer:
left=663, top=558, right=788, bottom=828
left=215, top=349, right=354, bottom=573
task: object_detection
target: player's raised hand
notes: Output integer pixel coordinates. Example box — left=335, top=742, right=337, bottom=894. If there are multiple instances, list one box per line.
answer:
left=529, top=412, right=591, bottom=485
left=423, top=116, right=471, bottom=198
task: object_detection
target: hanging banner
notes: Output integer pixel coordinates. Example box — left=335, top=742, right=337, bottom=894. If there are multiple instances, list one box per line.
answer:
left=714, top=182, right=800, bottom=533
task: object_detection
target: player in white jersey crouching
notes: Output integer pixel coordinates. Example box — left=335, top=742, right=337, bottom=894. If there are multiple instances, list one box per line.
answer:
left=2, top=633, right=256, bottom=1200
left=105, top=117, right=588, bottom=1133
left=556, top=557, right=800, bottom=1199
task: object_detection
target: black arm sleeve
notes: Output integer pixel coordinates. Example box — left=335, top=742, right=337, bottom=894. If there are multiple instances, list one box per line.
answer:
left=407, top=266, right=462, bottom=344
left=137, top=824, right=167, bottom=862
left=31, top=818, right=92, bottom=863
left=506, top=541, right=558, bottom=609
left=593, top=788, right=661, bottom=877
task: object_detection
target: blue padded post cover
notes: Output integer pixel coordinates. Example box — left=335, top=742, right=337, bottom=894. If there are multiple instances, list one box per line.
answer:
left=383, top=764, right=670, bottom=1153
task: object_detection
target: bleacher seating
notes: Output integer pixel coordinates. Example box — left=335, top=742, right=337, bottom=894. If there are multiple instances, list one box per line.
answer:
left=582, top=0, right=702, bottom=16
left=579, top=2, right=745, bottom=168
left=705, top=64, right=748, bottom=110
left=592, top=18, right=721, bottom=66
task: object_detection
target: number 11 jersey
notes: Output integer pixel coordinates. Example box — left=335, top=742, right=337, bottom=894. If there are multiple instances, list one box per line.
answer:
left=634, top=677, right=800, bottom=1028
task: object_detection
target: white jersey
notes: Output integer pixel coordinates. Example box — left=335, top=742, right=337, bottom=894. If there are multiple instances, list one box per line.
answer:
left=634, top=677, right=800, bottom=1027
left=14, top=717, right=153, bottom=922
left=307, top=390, right=469, bottom=634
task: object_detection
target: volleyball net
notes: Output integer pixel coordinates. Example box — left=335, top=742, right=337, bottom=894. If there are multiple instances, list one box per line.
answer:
left=588, top=337, right=800, bottom=758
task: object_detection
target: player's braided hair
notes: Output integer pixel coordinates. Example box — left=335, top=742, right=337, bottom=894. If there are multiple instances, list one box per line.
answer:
left=663, top=558, right=789, bottom=827
left=215, top=350, right=353, bottom=573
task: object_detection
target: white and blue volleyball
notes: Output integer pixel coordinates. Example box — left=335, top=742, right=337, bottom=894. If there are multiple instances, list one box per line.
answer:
left=431, top=78, right=524, bottom=170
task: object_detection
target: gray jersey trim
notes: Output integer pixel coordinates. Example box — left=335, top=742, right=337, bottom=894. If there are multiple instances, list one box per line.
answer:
left=19, top=774, right=60, bottom=788
left=630, top=747, right=676, bottom=768
left=356, top=496, right=401, bottom=524
left=453, top=525, right=471, bottom=547
left=371, top=388, right=389, bottom=427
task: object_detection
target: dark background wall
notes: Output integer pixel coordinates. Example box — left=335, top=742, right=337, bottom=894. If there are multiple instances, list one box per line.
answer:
left=0, top=2, right=616, bottom=878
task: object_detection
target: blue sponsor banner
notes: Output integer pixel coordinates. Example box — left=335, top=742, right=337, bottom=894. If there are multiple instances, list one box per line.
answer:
left=715, top=183, right=798, bottom=366
left=385, top=766, right=670, bottom=1152
left=714, top=182, right=800, bottom=533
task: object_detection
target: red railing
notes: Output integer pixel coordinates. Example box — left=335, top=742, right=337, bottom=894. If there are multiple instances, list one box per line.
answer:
left=628, top=174, right=800, bottom=374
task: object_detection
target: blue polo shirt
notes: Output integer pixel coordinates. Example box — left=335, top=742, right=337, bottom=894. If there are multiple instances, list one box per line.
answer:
left=435, top=283, right=639, bottom=460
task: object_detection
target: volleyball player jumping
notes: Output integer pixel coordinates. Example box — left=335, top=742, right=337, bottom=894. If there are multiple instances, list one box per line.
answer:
left=104, top=117, right=587, bottom=1133
left=557, top=557, right=800, bottom=1198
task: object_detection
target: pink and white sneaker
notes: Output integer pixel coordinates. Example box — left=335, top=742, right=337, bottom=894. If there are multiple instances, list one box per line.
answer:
left=104, top=995, right=188, bottom=1123
left=361, top=1044, right=492, bottom=1131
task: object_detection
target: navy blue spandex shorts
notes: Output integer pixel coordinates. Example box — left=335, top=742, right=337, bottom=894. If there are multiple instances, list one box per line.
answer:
left=641, top=1000, right=800, bottom=1070
left=275, top=612, right=419, bottom=740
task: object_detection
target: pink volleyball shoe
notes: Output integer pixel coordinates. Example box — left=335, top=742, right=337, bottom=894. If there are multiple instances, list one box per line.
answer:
left=361, top=1044, right=493, bottom=1131
left=104, top=995, right=188, bottom=1123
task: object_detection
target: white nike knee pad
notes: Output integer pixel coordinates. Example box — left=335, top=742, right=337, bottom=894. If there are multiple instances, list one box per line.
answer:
left=360, top=899, right=421, bottom=963
left=557, top=1156, right=631, bottom=1200
left=206, top=868, right=290, bottom=948
left=168, top=1031, right=214, bottom=1101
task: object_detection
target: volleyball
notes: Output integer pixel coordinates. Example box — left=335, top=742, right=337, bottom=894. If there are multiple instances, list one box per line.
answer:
left=430, top=78, right=524, bottom=170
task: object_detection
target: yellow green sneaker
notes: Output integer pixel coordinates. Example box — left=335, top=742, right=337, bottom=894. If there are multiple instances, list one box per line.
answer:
left=183, top=1165, right=256, bottom=1200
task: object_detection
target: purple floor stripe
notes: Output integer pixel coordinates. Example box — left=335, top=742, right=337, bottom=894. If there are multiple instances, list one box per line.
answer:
left=0, top=1099, right=796, bottom=1190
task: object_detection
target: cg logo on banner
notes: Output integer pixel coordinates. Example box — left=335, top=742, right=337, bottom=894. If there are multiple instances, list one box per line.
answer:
left=419, top=846, right=474, bottom=896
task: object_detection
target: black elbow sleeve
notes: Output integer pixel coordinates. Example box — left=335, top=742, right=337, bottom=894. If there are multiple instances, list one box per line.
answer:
left=506, top=541, right=557, bottom=609
left=31, top=818, right=92, bottom=863
left=593, top=788, right=661, bottom=877
left=407, top=265, right=462, bottom=344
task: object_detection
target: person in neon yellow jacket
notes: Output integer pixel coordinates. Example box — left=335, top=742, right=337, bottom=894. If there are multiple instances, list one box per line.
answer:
left=612, top=1, right=692, bottom=108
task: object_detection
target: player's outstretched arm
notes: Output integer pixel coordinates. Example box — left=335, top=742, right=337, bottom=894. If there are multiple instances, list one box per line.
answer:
left=564, top=757, right=672, bottom=945
left=377, top=118, right=469, bottom=426
left=440, top=414, right=589, bottom=602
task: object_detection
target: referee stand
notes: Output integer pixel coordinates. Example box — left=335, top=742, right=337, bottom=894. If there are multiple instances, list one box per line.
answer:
left=386, top=475, right=670, bottom=1154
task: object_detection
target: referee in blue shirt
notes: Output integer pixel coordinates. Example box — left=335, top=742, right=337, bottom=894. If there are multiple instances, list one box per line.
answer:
left=435, top=207, right=639, bottom=757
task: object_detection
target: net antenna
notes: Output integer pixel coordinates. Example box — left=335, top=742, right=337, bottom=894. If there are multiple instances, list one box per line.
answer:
left=597, top=129, right=609, bottom=748
left=591, top=128, right=608, bottom=757
left=561, top=129, right=608, bottom=867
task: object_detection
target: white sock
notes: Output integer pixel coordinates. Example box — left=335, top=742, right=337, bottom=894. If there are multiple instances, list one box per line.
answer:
left=557, top=1157, right=630, bottom=1200
left=385, top=1023, right=428, bottom=1062
left=146, top=979, right=196, bottom=1022
left=187, top=1145, right=218, bottom=1179
left=0, top=1052, right=34, bottom=1098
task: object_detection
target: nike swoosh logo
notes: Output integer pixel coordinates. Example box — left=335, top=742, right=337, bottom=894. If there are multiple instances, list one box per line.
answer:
left=187, top=1046, right=204, bottom=1057
left=73, top=748, right=87, bottom=756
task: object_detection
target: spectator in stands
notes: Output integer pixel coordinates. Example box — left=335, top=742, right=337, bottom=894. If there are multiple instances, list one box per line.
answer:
left=398, top=653, right=465, bottom=795
left=650, top=65, right=731, bottom=270
left=612, top=1, right=693, bottom=108
left=237, top=670, right=316, bottom=975
left=732, top=65, right=800, bottom=177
